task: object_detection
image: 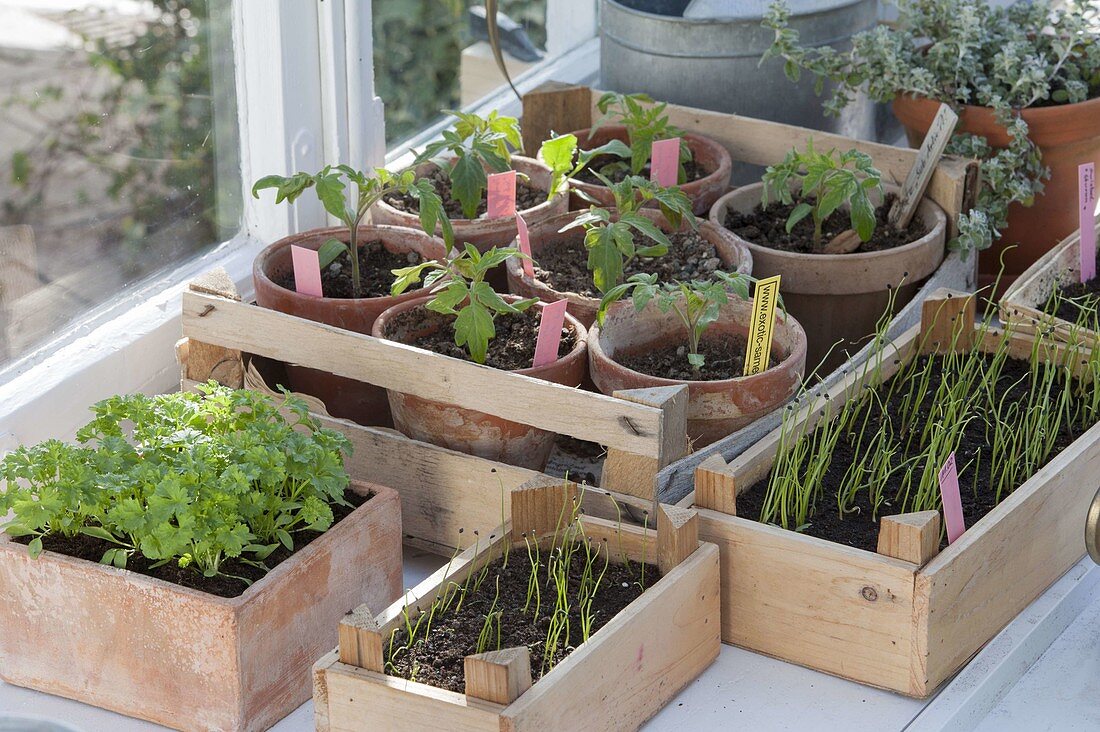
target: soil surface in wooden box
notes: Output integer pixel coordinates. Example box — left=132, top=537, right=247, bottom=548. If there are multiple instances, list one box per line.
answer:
left=386, top=536, right=659, bottom=693
left=532, top=229, right=730, bottom=298
left=722, top=194, right=927, bottom=254
left=384, top=307, right=577, bottom=370
left=1045, top=253, right=1100, bottom=325
left=615, top=334, right=760, bottom=381
left=273, top=241, right=424, bottom=299
left=383, top=166, right=546, bottom=219
left=573, top=156, right=708, bottom=186
left=739, top=353, right=1092, bottom=551
left=15, top=488, right=370, bottom=598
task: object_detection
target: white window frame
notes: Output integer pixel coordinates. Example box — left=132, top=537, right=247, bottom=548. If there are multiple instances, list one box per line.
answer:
left=0, top=0, right=600, bottom=450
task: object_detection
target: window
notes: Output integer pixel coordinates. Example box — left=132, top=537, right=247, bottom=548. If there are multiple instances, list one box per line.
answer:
left=0, top=0, right=240, bottom=374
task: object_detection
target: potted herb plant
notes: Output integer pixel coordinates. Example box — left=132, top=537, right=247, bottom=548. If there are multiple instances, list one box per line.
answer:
left=373, top=244, right=588, bottom=470
left=507, top=173, right=750, bottom=326
left=0, top=384, right=402, bottom=732
left=587, top=273, right=807, bottom=447
left=251, top=165, right=451, bottom=427
left=568, top=92, right=733, bottom=215
left=372, top=110, right=568, bottom=257
left=763, top=0, right=1100, bottom=291
left=710, top=140, right=946, bottom=371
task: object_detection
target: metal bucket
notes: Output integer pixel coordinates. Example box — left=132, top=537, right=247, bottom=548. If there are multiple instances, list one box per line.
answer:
left=599, top=0, right=878, bottom=140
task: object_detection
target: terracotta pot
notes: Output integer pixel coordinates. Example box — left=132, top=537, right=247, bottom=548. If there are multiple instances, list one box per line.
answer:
left=505, top=208, right=753, bottom=328
left=253, top=225, right=447, bottom=427
left=372, top=295, right=588, bottom=470
left=588, top=297, right=807, bottom=448
left=0, top=480, right=402, bottom=732
left=892, top=93, right=1100, bottom=293
left=568, top=125, right=732, bottom=215
left=710, top=182, right=946, bottom=373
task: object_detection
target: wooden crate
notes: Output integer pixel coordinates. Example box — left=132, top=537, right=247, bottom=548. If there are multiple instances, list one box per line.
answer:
left=1000, top=209, right=1100, bottom=349
left=312, top=478, right=721, bottom=732
left=680, top=289, right=1100, bottom=697
left=179, top=270, right=688, bottom=553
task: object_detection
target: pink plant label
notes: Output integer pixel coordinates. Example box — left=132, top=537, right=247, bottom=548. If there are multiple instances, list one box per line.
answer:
left=938, top=452, right=966, bottom=544
left=650, top=138, right=680, bottom=187
left=532, top=299, right=568, bottom=368
left=516, top=214, right=535, bottom=278
left=1080, top=163, right=1096, bottom=283
left=290, top=245, right=323, bottom=298
left=487, top=170, right=517, bottom=219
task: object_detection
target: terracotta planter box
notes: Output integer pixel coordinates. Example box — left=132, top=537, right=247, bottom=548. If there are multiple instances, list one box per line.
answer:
left=0, top=480, right=403, bottom=732
left=686, top=290, right=1100, bottom=697
left=1000, top=215, right=1100, bottom=350
left=312, top=479, right=721, bottom=732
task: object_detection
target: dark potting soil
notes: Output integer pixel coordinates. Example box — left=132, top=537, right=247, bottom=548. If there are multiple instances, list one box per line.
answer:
left=533, top=229, right=728, bottom=298
left=385, top=307, right=577, bottom=370
left=273, top=241, right=422, bottom=299
left=737, top=354, right=1086, bottom=552
left=616, top=334, right=761, bottom=381
left=382, top=166, right=546, bottom=219
left=14, top=488, right=370, bottom=598
left=574, top=156, right=709, bottom=186
left=386, top=545, right=658, bottom=693
left=723, top=194, right=928, bottom=254
left=1048, top=253, right=1100, bottom=324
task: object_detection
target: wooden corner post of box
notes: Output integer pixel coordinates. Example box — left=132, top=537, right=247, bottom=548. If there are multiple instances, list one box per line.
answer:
left=181, top=268, right=243, bottom=388
left=465, top=647, right=532, bottom=705
left=877, top=512, right=940, bottom=566
left=338, top=606, right=383, bottom=673
left=511, top=475, right=580, bottom=539
left=521, top=82, right=593, bottom=156
left=920, top=288, right=977, bottom=354
left=602, top=385, right=690, bottom=503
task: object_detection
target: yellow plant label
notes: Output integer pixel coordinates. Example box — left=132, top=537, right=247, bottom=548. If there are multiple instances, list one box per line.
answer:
left=743, top=275, right=781, bottom=376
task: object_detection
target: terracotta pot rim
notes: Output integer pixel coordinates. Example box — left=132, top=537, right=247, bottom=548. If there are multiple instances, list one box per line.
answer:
left=0, top=480, right=390, bottom=608
left=371, top=155, right=565, bottom=226
left=373, top=294, right=589, bottom=376
left=709, top=182, right=947, bottom=265
left=505, top=208, right=751, bottom=305
left=892, top=91, right=1100, bottom=121
left=566, top=125, right=731, bottom=191
left=587, top=308, right=808, bottom=388
left=253, top=224, right=446, bottom=306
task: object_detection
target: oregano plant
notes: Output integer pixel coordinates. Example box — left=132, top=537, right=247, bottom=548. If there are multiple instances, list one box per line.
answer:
left=390, top=244, right=537, bottom=364
left=252, top=165, right=452, bottom=298
left=761, top=140, right=884, bottom=247
left=559, top=174, right=696, bottom=293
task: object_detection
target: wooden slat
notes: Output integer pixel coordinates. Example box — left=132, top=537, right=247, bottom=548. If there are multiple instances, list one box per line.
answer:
left=915, top=418, right=1100, bottom=695
left=521, top=81, right=592, bottom=155
left=576, top=514, right=655, bottom=565
left=657, top=504, right=698, bottom=575
left=877, top=512, right=940, bottom=567
left=601, top=385, right=689, bottom=501
left=464, top=647, right=532, bottom=705
left=182, top=290, right=665, bottom=456
left=338, top=605, right=383, bottom=672
left=693, top=453, right=737, bottom=515
left=697, top=509, right=919, bottom=694
left=501, top=544, right=721, bottom=732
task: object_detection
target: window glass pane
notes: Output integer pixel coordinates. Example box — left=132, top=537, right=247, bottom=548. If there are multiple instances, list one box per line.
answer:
left=374, top=0, right=548, bottom=146
left=0, top=0, right=240, bottom=372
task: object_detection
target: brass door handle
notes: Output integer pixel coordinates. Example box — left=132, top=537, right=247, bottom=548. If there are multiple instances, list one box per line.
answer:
left=1088, top=486, right=1100, bottom=565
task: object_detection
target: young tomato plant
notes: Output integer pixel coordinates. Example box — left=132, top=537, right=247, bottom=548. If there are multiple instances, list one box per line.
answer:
left=762, top=139, right=883, bottom=247
left=536, top=132, right=633, bottom=201
left=252, top=165, right=452, bottom=298
left=415, top=110, right=523, bottom=219
left=590, top=92, right=693, bottom=180
left=391, top=244, right=537, bottom=364
left=0, top=384, right=352, bottom=585
left=559, top=174, right=696, bottom=293
left=598, top=271, right=752, bottom=371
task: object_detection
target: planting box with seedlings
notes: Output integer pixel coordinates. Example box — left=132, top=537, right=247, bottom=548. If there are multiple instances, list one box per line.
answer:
left=1000, top=209, right=1100, bottom=349
left=312, top=478, right=721, bottom=732
left=683, top=289, right=1100, bottom=696
left=179, top=270, right=689, bottom=553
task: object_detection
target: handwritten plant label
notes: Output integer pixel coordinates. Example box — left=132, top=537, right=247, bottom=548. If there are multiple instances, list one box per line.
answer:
left=650, top=138, right=680, bottom=188
left=1080, top=163, right=1096, bottom=283
left=290, top=245, right=323, bottom=297
left=516, top=214, right=535, bottom=278
left=889, top=103, right=959, bottom=230
left=532, top=299, right=569, bottom=368
left=487, top=170, right=517, bottom=219
left=743, top=275, right=781, bottom=376
left=938, top=452, right=966, bottom=544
